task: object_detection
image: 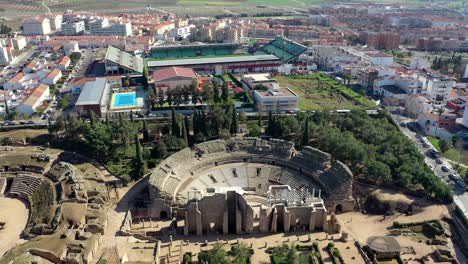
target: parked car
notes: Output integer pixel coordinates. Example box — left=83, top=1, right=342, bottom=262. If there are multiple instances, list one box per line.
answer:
left=436, top=159, right=443, bottom=164
left=430, top=149, right=441, bottom=158
left=27, top=120, right=35, bottom=125
left=441, top=166, right=449, bottom=172
left=456, top=180, right=466, bottom=189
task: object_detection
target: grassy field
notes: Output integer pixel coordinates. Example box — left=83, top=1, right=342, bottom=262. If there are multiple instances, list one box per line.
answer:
left=275, top=74, right=376, bottom=111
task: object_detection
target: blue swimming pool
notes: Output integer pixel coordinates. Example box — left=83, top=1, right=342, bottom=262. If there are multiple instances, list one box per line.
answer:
left=113, top=92, right=138, bottom=108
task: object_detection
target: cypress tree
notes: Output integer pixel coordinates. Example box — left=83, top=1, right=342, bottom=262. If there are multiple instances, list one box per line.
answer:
left=230, top=105, right=238, bottom=135
left=213, top=82, right=220, bottom=103
left=105, top=113, right=109, bottom=126
left=193, top=110, right=199, bottom=136
left=221, top=82, right=229, bottom=102
left=64, top=116, right=69, bottom=134
left=200, top=108, right=207, bottom=136
left=4, top=98, right=10, bottom=116
left=47, top=117, right=52, bottom=135
left=301, top=115, right=309, bottom=146
left=89, top=110, right=95, bottom=127
left=143, top=119, right=149, bottom=142
left=171, top=108, right=180, bottom=137
left=181, top=117, right=188, bottom=146
left=184, top=115, right=190, bottom=138
left=135, top=133, right=146, bottom=178
left=258, top=113, right=262, bottom=127
left=266, top=110, right=273, bottom=136
left=130, top=110, right=134, bottom=123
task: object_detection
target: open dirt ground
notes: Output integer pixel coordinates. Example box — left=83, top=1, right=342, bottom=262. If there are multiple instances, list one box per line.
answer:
left=0, top=197, right=29, bottom=257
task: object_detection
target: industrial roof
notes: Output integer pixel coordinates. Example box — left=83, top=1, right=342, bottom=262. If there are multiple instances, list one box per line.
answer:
left=105, top=45, right=144, bottom=73
left=147, top=54, right=279, bottom=68
left=75, top=78, right=108, bottom=106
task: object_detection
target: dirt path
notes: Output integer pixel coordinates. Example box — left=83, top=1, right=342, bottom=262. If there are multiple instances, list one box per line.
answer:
left=0, top=197, right=29, bottom=257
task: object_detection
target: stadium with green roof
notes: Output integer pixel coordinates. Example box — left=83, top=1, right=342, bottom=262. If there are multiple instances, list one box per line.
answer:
left=254, top=36, right=308, bottom=63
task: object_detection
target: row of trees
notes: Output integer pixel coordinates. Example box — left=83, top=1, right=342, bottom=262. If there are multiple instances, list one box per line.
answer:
left=0, top=24, right=12, bottom=35
left=263, top=110, right=452, bottom=201
left=147, top=79, right=233, bottom=109
left=431, top=54, right=464, bottom=76
left=197, top=243, right=252, bottom=264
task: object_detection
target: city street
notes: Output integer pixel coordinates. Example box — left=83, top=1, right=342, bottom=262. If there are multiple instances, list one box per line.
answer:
left=388, top=107, right=468, bottom=220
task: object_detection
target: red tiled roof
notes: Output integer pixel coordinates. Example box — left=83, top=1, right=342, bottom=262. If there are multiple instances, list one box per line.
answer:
left=58, top=56, right=70, bottom=65
left=153, top=67, right=197, bottom=82
left=7, top=72, right=25, bottom=84
left=46, top=69, right=62, bottom=79
left=22, top=84, right=49, bottom=106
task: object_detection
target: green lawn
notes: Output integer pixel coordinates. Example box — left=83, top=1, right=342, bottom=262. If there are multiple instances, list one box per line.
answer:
left=275, top=74, right=375, bottom=111
left=428, top=136, right=440, bottom=151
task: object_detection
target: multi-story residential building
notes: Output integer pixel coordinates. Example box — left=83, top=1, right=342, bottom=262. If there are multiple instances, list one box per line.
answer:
left=405, top=95, right=432, bottom=119
left=417, top=73, right=456, bottom=106
left=416, top=37, right=468, bottom=52
left=23, top=17, right=51, bottom=35
left=373, top=75, right=420, bottom=100
left=171, top=25, right=193, bottom=40
left=10, top=36, right=27, bottom=51
left=190, top=25, right=215, bottom=42
left=248, top=28, right=284, bottom=39
left=463, top=102, right=468, bottom=129
left=45, top=14, right=63, bottom=31
left=359, top=32, right=400, bottom=50
left=362, top=52, right=394, bottom=66
left=89, top=18, right=132, bottom=36
left=62, top=21, right=86, bottom=35
left=0, top=46, right=13, bottom=66
left=356, top=66, right=396, bottom=89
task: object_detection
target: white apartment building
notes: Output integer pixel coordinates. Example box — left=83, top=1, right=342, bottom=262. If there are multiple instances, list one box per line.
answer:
left=363, top=52, right=394, bottom=66
left=373, top=75, right=420, bottom=96
left=45, top=14, right=63, bottom=31
left=23, top=17, right=51, bottom=35
left=12, top=37, right=27, bottom=51
left=0, top=46, right=12, bottom=66
left=463, top=102, right=468, bottom=128
left=416, top=73, right=455, bottom=106
left=171, top=25, right=193, bottom=40
left=89, top=18, right=132, bottom=36
left=62, top=21, right=86, bottom=35
left=405, top=95, right=433, bottom=119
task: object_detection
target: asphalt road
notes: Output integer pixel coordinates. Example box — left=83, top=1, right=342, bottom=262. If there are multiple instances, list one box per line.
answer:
left=388, top=107, right=468, bottom=219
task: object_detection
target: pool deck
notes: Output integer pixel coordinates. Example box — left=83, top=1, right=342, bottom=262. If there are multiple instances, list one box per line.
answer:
left=110, top=91, right=144, bottom=110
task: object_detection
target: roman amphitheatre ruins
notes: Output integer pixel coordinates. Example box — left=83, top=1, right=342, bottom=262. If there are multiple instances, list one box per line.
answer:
left=0, top=135, right=466, bottom=263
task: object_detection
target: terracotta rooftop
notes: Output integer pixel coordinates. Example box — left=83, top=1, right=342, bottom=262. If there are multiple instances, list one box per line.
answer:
left=22, top=84, right=49, bottom=106
left=46, top=69, right=62, bottom=79
left=152, top=66, right=197, bottom=82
